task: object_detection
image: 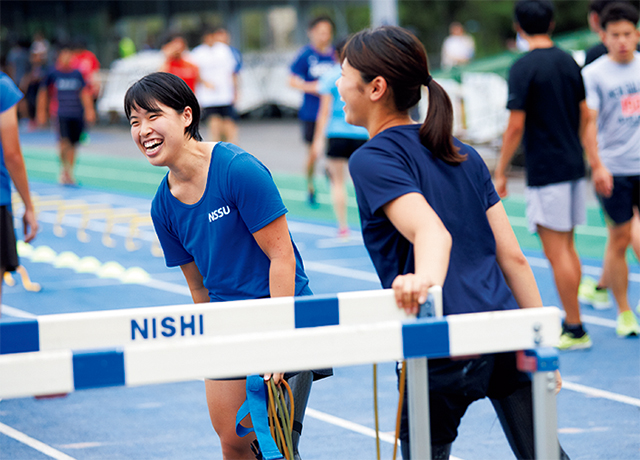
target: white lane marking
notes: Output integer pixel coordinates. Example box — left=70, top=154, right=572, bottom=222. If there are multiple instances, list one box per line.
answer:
left=305, top=408, right=464, bottom=460
left=0, top=421, right=77, bottom=460
left=563, top=381, right=640, bottom=408
left=1, top=305, right=36, bottom=318
left=304, top=261, right=380, bottom=282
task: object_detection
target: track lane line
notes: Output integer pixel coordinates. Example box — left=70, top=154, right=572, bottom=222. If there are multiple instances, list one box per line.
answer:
left=0, top=422, right=77, bottom=460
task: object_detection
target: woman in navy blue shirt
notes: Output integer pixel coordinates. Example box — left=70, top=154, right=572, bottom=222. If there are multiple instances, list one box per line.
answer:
left=338, top=26, right=566, bottom=459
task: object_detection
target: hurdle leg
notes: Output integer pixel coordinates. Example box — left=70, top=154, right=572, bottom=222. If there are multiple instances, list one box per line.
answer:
left=522, top=348, right=560, bottom=460
left=532, top=372, right=560, bottom=460
left=407, top=357, right=431, bottom=460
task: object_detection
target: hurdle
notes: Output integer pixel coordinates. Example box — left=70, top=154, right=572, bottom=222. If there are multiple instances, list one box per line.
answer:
left=0, top=289, right=562, bottom=459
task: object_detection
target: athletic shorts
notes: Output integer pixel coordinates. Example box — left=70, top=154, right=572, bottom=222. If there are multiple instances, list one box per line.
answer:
left=327, top=138, right=367, bottom=160
left=598, top=175, right=640, bottom=225
left=201, top=105, right=237, bottom=121
left=58, top=116, right=84, bottom=145
left=301, top=120, right=316, bottom=144
left=0, top=206, right=19, bottom=272
left=398, top=352, right=531, bottom=446
left=525, top=179, right=586, bottom=234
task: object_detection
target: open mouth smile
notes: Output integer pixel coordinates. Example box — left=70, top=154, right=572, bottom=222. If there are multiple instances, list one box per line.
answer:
left=143, top=139, right=164, bottom=154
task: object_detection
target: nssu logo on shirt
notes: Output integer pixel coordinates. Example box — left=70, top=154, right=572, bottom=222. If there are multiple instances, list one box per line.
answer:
left=209, top=206, right=230, bottom=222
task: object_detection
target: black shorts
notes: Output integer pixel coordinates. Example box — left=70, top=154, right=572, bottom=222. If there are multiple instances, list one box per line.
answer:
left=201, top=105, right=237, bottom=121
left=398, top=352, right=531, bottom=445
left=0, top=205, right=19, bottom=272
left=301, top=120, right=316, bottom=144
left=327, top=138, right=367, bottom=160
left=58, top=116, right=84, bottom=145
left=599, top=175, right=640, bottom=225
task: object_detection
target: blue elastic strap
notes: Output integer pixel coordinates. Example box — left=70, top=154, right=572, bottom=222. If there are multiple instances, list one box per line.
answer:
left=235, top=375, right=283, bottom=460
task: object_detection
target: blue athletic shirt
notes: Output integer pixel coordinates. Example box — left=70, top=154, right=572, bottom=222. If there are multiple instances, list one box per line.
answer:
left=349, top=124, right=519, bottom=316
left=0, top=72, right=24, bottom=208
left=151, top=142, right=310, bottom=302
left=318, top=65, right=369, bottom=140
left=290, top=45, right=335, bottom=122
left=41, top=68, right=86, bottom=118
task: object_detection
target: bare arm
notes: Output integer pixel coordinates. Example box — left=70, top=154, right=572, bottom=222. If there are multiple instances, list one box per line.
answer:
left=36, top=87, right=48, bottom=125
left=0, top=105, right=38, bottom=243
left=580, top=102, right=612, bottom=197
left=252, top=214, right=297, bottom=383
left=252, top=214, right=297, bottom=299
left=81, top=88, right=96, bottom=125
left=486, top=201, right=541, bottom=309
left=383, top=192, right=452, bottom=315
left=180, top=261, right=210, bottom=303
left=288, top=74, right=319, bottom=96
left=310, top=93, right=332, bottom=159
left=494, top=110, right=525, bottom=198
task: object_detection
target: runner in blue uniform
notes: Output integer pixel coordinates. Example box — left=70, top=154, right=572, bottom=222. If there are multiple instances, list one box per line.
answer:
left=124, top=72, right=328, bottom=460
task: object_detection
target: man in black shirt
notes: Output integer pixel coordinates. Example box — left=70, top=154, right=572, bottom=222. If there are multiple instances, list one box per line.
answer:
left=495, top=0, right=592, bottom=351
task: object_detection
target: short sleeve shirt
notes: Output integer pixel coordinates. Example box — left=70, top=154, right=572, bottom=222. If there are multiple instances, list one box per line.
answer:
left=41, top=68, right=86, bottom=118
left=0, top=72, right=24, bottom=207
left=581, top=53, right=640, bottom=175
left=151, top=142, right=310, bottom=302
left=191, top=43, right=237, bottom=108
left=349, top=124, right=519, bottom=316
left=507, top=47, right=586, bottom=186
left=290, top=45, right=335, bottom=122
left=318, top=65, right=369, bottom=140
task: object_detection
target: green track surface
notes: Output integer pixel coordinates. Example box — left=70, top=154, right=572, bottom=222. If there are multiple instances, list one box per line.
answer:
left=23, top=147, right=636, bottom=263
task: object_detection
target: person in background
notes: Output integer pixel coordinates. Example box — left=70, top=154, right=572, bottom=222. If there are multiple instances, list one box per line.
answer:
left=37, top=44, right=96, bottom=185
left=71, top=38, right=101, bottom=109
left=440, top=21, right=475, bottom=70
left=579, top=0, right=640, bottom=313
left=311, top=37, right=368, bottom=238
left=119, top=36, right=137, bottom=59
left=289, top=16, right=335, bottom=207
left=191, top=27, right=240, bottom=144
left=494, top=0, right=592, bottom=350
left=159, top=33, right=200, bottom=92
left=584, top=0, right=640, bottom=66
left=0, top=71, right=39, bottom=313
left=21, top=44, right=48, bottom=131
left=580, top=2, right=640, bottom=336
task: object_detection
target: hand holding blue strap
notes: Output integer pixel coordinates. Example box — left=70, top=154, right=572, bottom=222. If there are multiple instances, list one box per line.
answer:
left=235, top=375, right=284, bottom=460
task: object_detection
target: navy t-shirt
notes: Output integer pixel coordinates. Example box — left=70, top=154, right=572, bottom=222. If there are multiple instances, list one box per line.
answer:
left=41, top=68, right=85, bottom=118
left=290, top=45, right=335, bottom=122
left=349, top=124, right=519, bottom=316
left=151, top=142, right=310, bottom=302
left=507, top=47, right=586, bottom=186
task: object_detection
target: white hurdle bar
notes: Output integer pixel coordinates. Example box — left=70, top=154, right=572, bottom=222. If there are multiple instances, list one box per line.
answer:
left=0, top=289, right=562, bottom=459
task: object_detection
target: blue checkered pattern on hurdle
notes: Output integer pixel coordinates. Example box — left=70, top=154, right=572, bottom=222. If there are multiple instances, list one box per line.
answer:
left=0, top=317, right=39, bottom=354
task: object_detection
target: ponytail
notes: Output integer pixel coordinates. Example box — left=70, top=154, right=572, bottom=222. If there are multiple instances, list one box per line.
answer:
left=344, top=26, right=466, bottom=166
left=419, top=80, right=466, bottom=165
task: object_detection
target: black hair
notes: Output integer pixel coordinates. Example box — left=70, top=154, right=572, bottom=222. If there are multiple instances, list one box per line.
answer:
left=308, top=15, right=335, bottom=31
left=600, top=2, right=640, bottom=28
left=589, top=0, right=617, bottom=14
left=334, top=36, right=349, bottom=58
left=124, top=72, right=203, bottom=142
left=343, top=26, right=465, bottom=165
left=514, top=0, right=555, bottom=36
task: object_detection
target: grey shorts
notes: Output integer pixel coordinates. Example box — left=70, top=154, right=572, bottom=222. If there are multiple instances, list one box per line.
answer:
left=525, top=179, right=586, bottom=234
